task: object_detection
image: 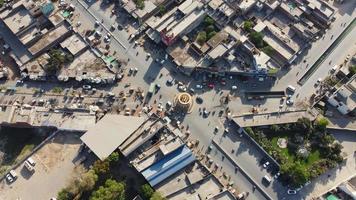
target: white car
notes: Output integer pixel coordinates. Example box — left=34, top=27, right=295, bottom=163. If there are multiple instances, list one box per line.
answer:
left=274, top=172, right=280, bottom=179
left=196, top=84, right=203, bottom=89
left=304, top=181, right=311, bottom=186
left=286, top=99, right=294, bottom=105
left=263, top=161, right=270, bottom=168
left=178, top=85, right=186, bottom=92
left=76, top=21, right=81, bottom=27
left=287, top=189, right=297, bottom=195
left=231, top=85, right=237, bottom=90
left=82, top=85, right=91, bottom=90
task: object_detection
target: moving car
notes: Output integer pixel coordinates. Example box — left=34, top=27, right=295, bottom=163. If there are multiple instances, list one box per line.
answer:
left=196, top=84, right=203, bottom=89
left=231, top=85, right=237, bottom=90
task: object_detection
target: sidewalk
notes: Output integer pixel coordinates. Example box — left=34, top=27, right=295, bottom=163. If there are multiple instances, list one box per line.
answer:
left=304, top=154, right=356, bottom=199
left=232, top=110, right=315, bottom=127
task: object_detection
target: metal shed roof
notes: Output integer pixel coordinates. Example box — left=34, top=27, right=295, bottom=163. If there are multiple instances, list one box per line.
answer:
left=141, top=145, right=196, bottom=187
left=80, top=114, right=146, bottom=160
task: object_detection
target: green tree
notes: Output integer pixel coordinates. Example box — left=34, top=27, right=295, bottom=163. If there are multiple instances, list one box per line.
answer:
left=150, top=192, right=166, bottom=200
left=134, top=0, right=145, bottom=9
left=57, top=189, right=73, bottom=200
left=158, top=5, right=165, bottom=15
left=261, top=45, right=274, bottom=56
left=207, top=31, right=217, bottom=40
left=315, top=117, right=329, bottom=131
left=79, top=169, right=98, bottom=191
left=93, top=160, right=110, bottom=174
left=243, top=20, right=253, bottom=32
left=90, top=179, right=125, bottom=200
left=249, top=32, right=264, bottom=48
left=349, top=65, right=356, bottom=76
left=205, top=25, right=215, bottom=33
left=107, top=152, right=120, bottom=163
left=140, top=184, right=154, bottom=199
left=196, top=31, right=207, bottom=45
left=204, top=16, right=214, bottom=26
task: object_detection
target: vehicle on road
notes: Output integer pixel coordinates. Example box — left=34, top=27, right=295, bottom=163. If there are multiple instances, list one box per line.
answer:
left=263, top=175, right=271, bottom=185
left=178, top=85, right=187, bottom=92
left=231, top=85, right=237, bottom=90
left=263, top=161, right=270, bottom=168
left=304, top=181, right=311, bottom=186
left=196, top=84, right=203, bottom=89
left=287, top=85, right=296, bottom=93
left=27, top=157, right=36, bottom=166
left=5, top=173, right=13, bottom=183
left=83, top=85, right=91, bottom=90
left=196, top=96, right=203, bottom=104
left=189, top=88, right=195, bottom=94
left=330, top=65, right=338, bottom=73
left=287, top=189, right=297, bottom=195
left=208, top=83, right=214, bottom=89
left=166, top=79, right=174, bottom=86
left=274, top=172, right=280, bottom=179
left=237, top=192, right=248, bottom=199
left=286, top=99, right=294, bottom=105
left=24, top=160, right=35, bottom=173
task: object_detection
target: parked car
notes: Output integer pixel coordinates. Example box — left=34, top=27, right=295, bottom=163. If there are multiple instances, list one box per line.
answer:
left=274, top=172, right=280, bottom=179
left=263, top=161, right=270, bottom=168
left=5, top=173, right=13, bottom=183
left=287, top=189, right=297, bottom=195
left=27, top=157, right=36, bottom=166
left=286, top=99, right=294, bottom=105
left=82, top=85, right=91, bottom=90
left=24, top=161, right=35, bottom=172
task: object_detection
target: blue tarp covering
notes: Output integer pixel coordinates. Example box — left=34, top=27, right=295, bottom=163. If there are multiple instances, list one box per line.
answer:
left=141, top=145, right=196, bottom=187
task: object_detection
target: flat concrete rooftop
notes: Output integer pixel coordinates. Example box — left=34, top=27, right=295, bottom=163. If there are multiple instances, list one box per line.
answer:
left=3, top=6, right=34, bottom=35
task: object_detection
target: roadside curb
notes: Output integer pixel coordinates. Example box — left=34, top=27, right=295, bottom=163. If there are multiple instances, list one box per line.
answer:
left=212, top=139, right=273, bottom=200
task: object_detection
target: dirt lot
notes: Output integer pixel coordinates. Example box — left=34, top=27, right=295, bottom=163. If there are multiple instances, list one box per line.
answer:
left=0, top=131, right=83, bottom=200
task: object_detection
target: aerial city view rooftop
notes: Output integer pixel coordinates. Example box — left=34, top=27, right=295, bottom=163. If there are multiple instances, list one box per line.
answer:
left=0, top=0, right=355, bottom=199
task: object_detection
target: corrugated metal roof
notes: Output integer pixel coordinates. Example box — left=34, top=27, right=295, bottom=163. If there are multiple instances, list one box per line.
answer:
left=80, top=115, right=146, bottom=160
left=141, top=145, right=196, bottom=187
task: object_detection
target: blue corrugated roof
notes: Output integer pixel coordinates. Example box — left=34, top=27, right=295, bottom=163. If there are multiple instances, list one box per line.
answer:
left=141, top=145, right=196, bottom=187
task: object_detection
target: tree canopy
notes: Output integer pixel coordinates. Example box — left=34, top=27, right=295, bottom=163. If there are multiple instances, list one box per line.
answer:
left=90, top=179, right=125, bottom=200
left=140, top=184, right=154, bottom=199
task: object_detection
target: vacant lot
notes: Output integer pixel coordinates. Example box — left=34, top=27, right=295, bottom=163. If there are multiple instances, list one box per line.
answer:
left=0, top=126, right=55, bottom=176
left=0, top=131, right=83, bottom=200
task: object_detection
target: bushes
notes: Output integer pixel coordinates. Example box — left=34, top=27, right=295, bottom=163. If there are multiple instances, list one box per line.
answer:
left=52, top=87, right=63, bottom=94
left=140, top=184, right=154, bottom=199
left=45, top=49, right=73, bottom=75
left=349, top=65, right=356, bottom=76
left=90, top=179, right=125, bottom=200
left=134, top=0, right=145, bottom=9
left=57, top=169, right=98, bottom=199
left=243, top=20, right=253, bottom=32
left=249, top=32, right=264, bottom=48
left=196, top=16, right=218, bottom=45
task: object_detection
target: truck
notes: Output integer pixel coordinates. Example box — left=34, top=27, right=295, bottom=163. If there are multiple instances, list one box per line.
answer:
left=147, top=83, right=156, bottom=96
